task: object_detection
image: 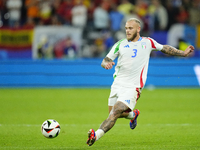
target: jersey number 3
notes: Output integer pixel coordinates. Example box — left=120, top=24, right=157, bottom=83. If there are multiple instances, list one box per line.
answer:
left=132, top=49, right=137, bottom=58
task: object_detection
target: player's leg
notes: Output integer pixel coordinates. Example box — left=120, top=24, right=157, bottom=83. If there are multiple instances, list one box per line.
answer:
left=108, top=106, right=112, bottom=113
left=86, top=87, right=140, bottom=146
left=100, top=101, right=130, bottom=133
left=109, top=105, right=132, bottom=118
left=108, top=87, right=131, bottom=119
left=108, top=87, right=140, bottom=120
left=118, top=87, right=141, bottom=129
left=87, top=101, right=129, bottom=146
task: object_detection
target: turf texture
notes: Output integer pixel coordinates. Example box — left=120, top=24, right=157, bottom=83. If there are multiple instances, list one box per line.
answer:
left=0, top=88, right=200, bottom=150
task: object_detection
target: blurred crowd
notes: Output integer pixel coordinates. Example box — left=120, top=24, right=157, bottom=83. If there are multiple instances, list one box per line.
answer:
left=0, top=0, right=200, bottom=30
left=0, top=0, right=200, bottom=58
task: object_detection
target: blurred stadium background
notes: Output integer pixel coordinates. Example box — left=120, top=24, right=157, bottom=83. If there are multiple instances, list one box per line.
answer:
left=0, top=0, right=200, bottom=88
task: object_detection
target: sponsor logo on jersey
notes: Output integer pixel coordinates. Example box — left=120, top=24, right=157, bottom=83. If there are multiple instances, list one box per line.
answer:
left=141, top=42, right=146, bottom=49
left=124, top=44, right=130, bottom=48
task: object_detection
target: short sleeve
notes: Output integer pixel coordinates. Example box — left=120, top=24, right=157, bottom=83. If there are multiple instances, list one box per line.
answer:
left=106, top=39, right=126, bottom=60
left=106, top=43, right=118, bottom=60
left=147, top=37, right=163, bottom=51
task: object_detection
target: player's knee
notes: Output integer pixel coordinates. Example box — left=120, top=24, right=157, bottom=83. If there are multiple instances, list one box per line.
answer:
left=111, top=106, right=124, bottom=118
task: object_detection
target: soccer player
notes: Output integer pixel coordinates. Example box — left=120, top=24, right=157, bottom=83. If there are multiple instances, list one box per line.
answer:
left=86, top=18, right=194, bottom=146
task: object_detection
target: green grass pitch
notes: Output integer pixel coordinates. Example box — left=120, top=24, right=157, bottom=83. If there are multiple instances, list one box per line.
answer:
left=0, top=88, right=200, bottom=150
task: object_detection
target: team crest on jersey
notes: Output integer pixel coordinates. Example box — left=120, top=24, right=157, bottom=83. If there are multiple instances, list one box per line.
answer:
left=141, top=42, right=146, bottom=49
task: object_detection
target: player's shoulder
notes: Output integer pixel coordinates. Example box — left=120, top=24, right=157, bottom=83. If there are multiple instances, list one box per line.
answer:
left=141, top=37, right=163, bottom=49
left=141, top=37, right=157, bottom=45
left=141, top=37, right=156, bottom=43
left=111, top=39, right=128, bottom=54
left=114, top=38, right=128, bottom=46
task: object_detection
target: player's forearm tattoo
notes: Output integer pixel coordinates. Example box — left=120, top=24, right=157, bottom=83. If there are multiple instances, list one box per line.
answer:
left=101, top=57, right=113, bottom=68
left=104, top=57, right=113, bottom=62
left=99, top=102, right=129, bottom=133
left=161, top=45, right=185, bottom=57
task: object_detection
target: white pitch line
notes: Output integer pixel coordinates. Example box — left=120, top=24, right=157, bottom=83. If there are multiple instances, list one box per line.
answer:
left=0, top=123, right=199, bottom=127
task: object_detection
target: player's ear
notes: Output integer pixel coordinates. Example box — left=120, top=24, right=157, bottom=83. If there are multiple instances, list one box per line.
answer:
left=137, top=26, right=141, bottom=33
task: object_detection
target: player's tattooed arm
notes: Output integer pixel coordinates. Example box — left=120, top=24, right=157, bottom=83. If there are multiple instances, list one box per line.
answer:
left=161, top=45, right=184, bottom=56
left=101, top=57, right=115, bottom=69
left=161, top=45, right=194, bottom=57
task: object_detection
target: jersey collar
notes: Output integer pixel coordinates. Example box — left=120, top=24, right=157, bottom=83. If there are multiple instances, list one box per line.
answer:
left=138, top=37, right=142, bottom=41
left=128, top=37, right=142, bottom=42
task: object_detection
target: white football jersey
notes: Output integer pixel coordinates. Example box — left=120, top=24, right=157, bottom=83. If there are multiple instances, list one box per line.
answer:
left=106, top=37, right=163, bottom=89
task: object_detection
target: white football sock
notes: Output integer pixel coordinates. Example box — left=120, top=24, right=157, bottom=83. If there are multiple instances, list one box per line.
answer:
left=95, top=129, right=105, bottom=141
left=126, top=111, right=135, bottom=119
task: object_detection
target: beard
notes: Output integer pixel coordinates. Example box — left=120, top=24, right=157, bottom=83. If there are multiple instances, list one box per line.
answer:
left=127, top=32, right=137, bottom=41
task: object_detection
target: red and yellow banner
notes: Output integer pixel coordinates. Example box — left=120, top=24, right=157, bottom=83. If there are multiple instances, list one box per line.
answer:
left=0, top=27, right=33, bottom=50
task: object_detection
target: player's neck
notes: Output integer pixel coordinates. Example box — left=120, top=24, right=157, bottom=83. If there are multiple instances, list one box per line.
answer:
left=131, top=35, right=141, bottom=42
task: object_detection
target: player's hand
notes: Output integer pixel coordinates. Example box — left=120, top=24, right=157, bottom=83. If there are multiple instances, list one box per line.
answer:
left=105, top=62, right=115, bottom=70
left=184, top=45, right=194, bottom=57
